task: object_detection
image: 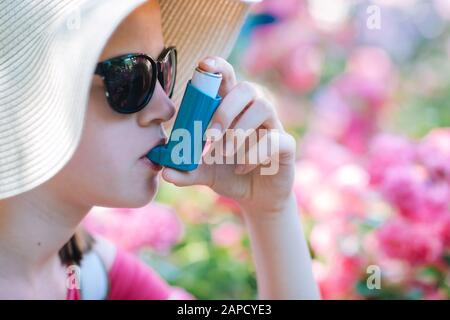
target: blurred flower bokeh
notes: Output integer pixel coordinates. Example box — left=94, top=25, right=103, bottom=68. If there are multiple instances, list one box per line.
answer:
left=83, top=0, right=449, bottom=299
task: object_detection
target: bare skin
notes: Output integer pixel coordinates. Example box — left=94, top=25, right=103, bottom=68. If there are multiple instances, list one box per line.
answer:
left=0, top=0, right=319, bottom=299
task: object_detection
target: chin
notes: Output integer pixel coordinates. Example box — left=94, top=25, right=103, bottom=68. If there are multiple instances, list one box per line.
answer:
left=121, top=178, right=160, bottom=208
left=94, top=174, right=160, bottom=209
left=107, top=193, right=156, bottom=209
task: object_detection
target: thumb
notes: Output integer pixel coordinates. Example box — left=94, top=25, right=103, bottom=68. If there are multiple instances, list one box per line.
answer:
left=161, top=166, right=212, bottom=187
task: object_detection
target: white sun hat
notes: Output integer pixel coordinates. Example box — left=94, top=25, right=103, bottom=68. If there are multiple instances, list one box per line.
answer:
left=0, top=0, right=260, bottom=200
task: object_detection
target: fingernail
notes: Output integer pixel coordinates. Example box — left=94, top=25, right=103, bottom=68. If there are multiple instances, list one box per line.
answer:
left=163, top=168, right=175, bottom=180
left=203, top=58, right=216, bottom=67
left=210, top=122, right=222, bottom=134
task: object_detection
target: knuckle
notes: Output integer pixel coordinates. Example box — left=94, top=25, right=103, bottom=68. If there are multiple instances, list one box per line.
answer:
left=217, top=58, right=235, bottom=74
left=214, top=56, right=226, bottom=64
left=284, top=133, right=297, bottom=151
left=221, top=58, right=234, bottom=71
left=215, top=108, right=230, bottom=126
left=238, top=81, right=257, bottom=96
left=285, top=132, right=296, bottom=145
left=173, top=181, right=182, bottom=187
left=253, top=97, right=273, bottom=114
left=222, top=58, right=233, bottom=69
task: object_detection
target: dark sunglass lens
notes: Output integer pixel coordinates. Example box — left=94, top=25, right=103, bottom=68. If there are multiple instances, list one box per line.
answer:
left=103, top=56, right=154, bottom=113
left=159, top=49, right=176, bottom=98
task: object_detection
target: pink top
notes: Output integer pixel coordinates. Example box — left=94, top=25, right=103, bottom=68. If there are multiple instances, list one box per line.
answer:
left=66, top=286, right=81, bottom=300
left=67, top=248, right=194, bottom=300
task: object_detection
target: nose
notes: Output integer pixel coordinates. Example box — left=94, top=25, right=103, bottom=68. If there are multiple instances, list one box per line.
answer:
left=137, top=82, right=176, bottom=127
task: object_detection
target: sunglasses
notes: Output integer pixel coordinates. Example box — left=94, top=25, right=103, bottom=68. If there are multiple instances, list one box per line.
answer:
left=95, top=46, right=177, bottom=114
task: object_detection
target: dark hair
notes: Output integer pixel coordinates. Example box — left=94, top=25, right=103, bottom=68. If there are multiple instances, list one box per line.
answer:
left=58, top=230, right=95, bottom=266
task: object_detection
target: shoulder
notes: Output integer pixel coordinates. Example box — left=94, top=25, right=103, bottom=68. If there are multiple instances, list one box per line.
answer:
left=90, top=234, right=117, bottom=271
left=78, top=235, right=114, bottom=300
left=80, top=234, right=195, bottom=300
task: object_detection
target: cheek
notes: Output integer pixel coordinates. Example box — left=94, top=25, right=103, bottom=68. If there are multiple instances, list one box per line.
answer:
left=76, top=108, right=141, bottom=184
left=59, top=95, right=159, bottom=206
left=87, top=90, right=140, bottom=161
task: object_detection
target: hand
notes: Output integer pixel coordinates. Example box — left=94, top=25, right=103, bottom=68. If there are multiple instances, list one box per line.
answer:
left=161, top=57, right=297, bottom=218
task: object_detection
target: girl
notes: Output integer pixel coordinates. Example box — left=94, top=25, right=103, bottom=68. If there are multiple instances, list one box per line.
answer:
left=0, top=0, right=320, bottom=299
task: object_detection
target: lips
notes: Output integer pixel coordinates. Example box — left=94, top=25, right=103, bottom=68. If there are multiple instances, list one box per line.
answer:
left=140, top=137, right=167, bottom=161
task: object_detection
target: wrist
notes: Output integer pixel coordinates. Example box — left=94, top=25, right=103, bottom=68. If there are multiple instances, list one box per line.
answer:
left=240, top=191, right=298, bottom=223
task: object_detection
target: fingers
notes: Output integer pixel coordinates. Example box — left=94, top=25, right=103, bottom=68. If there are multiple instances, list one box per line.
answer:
left=208, top=81, right=259, bottom=140
left=161, top=164, right=215, bottom=188
left=209, top=80, right=281, bottom=145
left=223, top=96, right=284, bottom=156
left=200, top=56, right=281, bottom=137
left=162, top=128, right=296, bottom=185
left=198, top=57, right=237, bottom=97
left=234, top=97, right=280, bottom=131
left=162, top=56, right=293, bottom=186
left=234, top=131, right=297, bottom=176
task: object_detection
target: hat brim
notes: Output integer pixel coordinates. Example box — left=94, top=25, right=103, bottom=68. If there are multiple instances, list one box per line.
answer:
left=160, top=0, right=253, bottom=107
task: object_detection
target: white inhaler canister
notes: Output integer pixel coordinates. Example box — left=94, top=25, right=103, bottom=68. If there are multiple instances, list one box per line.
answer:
left=191, top=67, right=222, bottom=98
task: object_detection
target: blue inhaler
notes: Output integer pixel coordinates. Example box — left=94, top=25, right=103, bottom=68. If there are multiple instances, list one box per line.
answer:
left=146, top=67, right=223, bottom=171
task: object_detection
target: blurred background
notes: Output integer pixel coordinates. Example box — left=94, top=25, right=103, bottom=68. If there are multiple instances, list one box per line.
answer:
left=83, top=0, right=450, bottom=299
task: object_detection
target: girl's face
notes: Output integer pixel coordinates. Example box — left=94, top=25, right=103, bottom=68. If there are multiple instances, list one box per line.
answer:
left=49, top=0, right=176, bottom=209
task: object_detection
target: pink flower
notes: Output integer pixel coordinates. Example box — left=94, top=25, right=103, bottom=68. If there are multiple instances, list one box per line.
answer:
left=310, top=217, right=361, bottom=259
left=424, top=289, right=447, bottom=300
left=377, top=163, right=448, bottom=222
left=418, top=128, right=450, bottom=184
left=434, top=0, right=450, bottom=20
left=308, top=186, right=346, bottom=219
left=310, top=224, right=338, bottom=257
left=294, top=160, right=323, bottom=213
left=310, top=48, right=394, bottom=153
left=422, top=183, right=450, bottom=219
left=368, top=130, right=450, bottom=223
left=168, top=287, right=196, bottom=300
left=280, top=44, right=322, bottom=93
left=423, top=128, right=450, bottom=156
left=376, top=219, right=443, bottom=265
left=211, top=222, right=244, bottom=248
left=335, top=73, right=390, bottom=111
left=318, top=255, right=364, bottom=299
left=367, top=133, right=416, bottom=186
left=83, top=203, right=184, bottom=254
left=215, top=195, right=242, bottom=215
left=313, top=78, right=380, bottom=154
left=436, top=214, right=450, bottom=249
left=295, top=142, right=368, bottom=219
left=379, top=165, right=426, bottom=221
left=330, top=164, right=369, bottom=193
left=241, top=25, right=278, bottom=75
left=420, top=149, right=450, bottom=185
left=300, top=135, right=354, bottom=173
left=339, top=110, right=377, bottom=155
left=347, top=47, right=394, bottom=99
left=374, top=258, right=411, bottom=285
